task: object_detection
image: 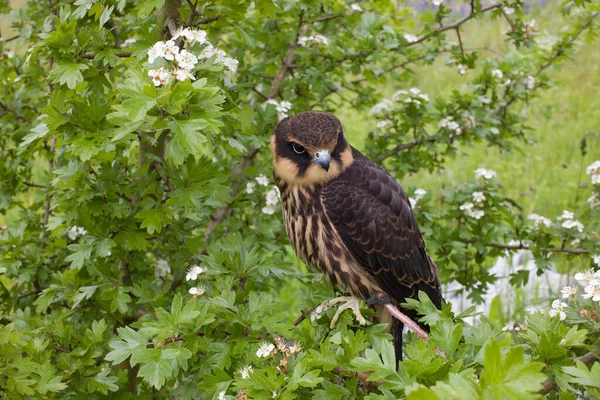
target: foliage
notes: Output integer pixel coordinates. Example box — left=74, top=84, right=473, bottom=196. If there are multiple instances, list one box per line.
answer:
left=0, top=0, right=599, bottom=398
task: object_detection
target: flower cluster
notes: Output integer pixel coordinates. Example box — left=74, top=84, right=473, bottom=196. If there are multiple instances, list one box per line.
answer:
left=491, top=69, right=503, bottom=80
left=350, top=3, right=362, bottom=12
left=404, top=34, right=418, bottom=43
left=256, top=174, right=270, bottom=187
left=188, top=286, right=205, bottom=297
left=527, top=213, right=552, bottom=230
left=370, top=88, right=429, bottom=116
left=67, top=226, right=87, bottom=241
left=502, top=320, right=530, bottom=332
left=262, top=187, right=280, bottom=215
left=575, top=268, right=600, bottom=302
left=265, top=99, right=292, bottom=121
left=474, top=168, right=496, bottom=181
left=256, top=342, right=276, bottom=358
left=557, top=210, right=584, bottom=233
left=460, top=201, right=484, bottom=220
left=186, top=265, right=206, bottom=281
left=237, top=365, right=254, bottom=379
left=588, top=192, right=599, bottom=209
left=586, top=160, right=600, bottom=185
left=549, top=299, right=567, bottom=320
left=146, top=27, right=238, bottom=87
left=310, top=301, right=331, bottom=322
left=298, top=34, right=329, bottom=47
left=439, top=116, right=461, bottom=137
left=155, top=259, right=170, bottom=278
left=523, top=75, right=535, bottom=91
left=409, top=188, right=427, bottom=209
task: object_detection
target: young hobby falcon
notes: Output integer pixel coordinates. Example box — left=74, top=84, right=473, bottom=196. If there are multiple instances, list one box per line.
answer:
left=271, top=111, right=443, bottom=361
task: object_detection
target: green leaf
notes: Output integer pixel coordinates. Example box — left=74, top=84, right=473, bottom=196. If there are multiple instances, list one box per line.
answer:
left=563, top=361, right=600, bottom=388
left=65, top=243, right=94, bottom=269
left=20, top=123, right=49, bottom=147
left=136, top=208, right=170, bottom=234
left=138, top=359, right=171, bottom=389
left=49, top=63, right=89, bottom=89
left=136, top=0, right=164, bottom=16
left=87, top=368, right=119, bottom=394
left=106, top=327, right=148, bottom=366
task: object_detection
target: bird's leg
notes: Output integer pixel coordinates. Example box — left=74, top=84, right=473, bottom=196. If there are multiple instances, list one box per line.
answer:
left=383, top=303, right=429, bottom=341
left=367, top=295, right=430, bottom=341
left=328, top=296, right=367, bottom=329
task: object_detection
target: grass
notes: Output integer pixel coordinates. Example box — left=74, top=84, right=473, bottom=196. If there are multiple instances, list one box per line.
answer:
left=339, top=2, right=600, bottom=220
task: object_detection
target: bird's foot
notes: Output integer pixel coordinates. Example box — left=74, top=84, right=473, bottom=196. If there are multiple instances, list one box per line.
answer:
left=328, top=296, right=367, bottom=329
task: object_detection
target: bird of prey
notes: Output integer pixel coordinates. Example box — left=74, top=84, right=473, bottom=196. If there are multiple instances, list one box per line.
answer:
left=270, top=110, right=443, bottom=361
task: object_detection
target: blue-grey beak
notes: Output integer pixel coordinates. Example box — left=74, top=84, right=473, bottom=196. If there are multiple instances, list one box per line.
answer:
left=312, top=149, right=331, bottom=172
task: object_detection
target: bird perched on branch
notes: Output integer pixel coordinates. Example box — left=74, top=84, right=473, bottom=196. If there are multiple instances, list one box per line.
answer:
left=271, top=111, right=443, bottom=362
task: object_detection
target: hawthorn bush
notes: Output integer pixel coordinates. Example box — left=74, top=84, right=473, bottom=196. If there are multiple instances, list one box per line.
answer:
left=0, top=0, right=599, bottom=398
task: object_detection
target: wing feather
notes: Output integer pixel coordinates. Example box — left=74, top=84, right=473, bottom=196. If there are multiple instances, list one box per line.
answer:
left=322, top=149, right=442, bottom=306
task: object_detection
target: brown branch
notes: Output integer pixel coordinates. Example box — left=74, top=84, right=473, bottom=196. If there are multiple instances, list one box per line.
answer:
left=376, top=137, right=436, bottom=163
left=293, top=307, right=316, bottom=326
left=2, top=35, right=20, bottom=43
left=459, top=239, right=589, bottom=255
left=540, top=348, right=600, bottom=395
left=23, top=182, right=47, bottom=189
left=406, top=3, right=502, bottom=47
left=82, top=51, right=132, bottom=60
left=196, top=15, right=222, bottom=25
left=312, top=14, right=345, bottom=23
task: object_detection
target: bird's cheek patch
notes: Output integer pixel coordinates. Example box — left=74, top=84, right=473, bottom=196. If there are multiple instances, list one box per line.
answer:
left=274, top=158, right=301, bottom=183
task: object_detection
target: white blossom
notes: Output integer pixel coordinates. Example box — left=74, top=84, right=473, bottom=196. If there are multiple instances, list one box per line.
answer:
left=67, top=226, right=87, bottom=240
left=561, top=286, right=576, bottom=299
left=574, top=269, right=598, bottom=284
left=163, top=40, right=179, bottom=61
left=586, top=160, right=600, bottom=185
left=491, top=69, right=503, bottom=80
left=439, top=116, right=461, bottom=136
left=266, top=187, right=280, bottom=206
left=376, top=120, right=392, bottom=129
left=503, top=7, right=515, bottom=15
left=148, top=41, right=167, bottom=63
left=460, top=202, right=474, bottom=211
left=490, top=127, right=499, bottom=135
left=414, top=189, right=427, bottom=200
left=310, top=302, right=330, bottom=322
left=582, top=285, right=600, bottom=302
left=562, top=219, right=584, bottom=232
left=432, top=0, right=443, bottom=6
left=122, top=38, right=137, bottom=47
left=478, top=95, right=491, bottom=104
left=238, top=365, right=254, bottom=379
left=472, top=191, right=485, bottom=203
left=409, top=198, right=417, bottom=208
left=262, top=205, right=276, bottom=215
left=148, top=68, right=170, bottom=87
left=557, top=210, right=574, bottom=221
left=474, top=168, right=496, bottom=180
left=256, top=342, right=276, bottom=358
left=246, top=182, right=256, bottom=194
left=458, top=64, right=467, bottom=75
left=186, top=265, right=205, bottom=281
left=173, top=68, right=196, bottom=82
left=469, top=209, right=484, bottom=219
left=265, top=99, right=292, bottom=120
left=527, top=305, right=546, bottom=314
left=502, top=79, right=513, bottom=87
left=524, top=76, right=535, bottom=90
left=175, top=49, right=198, bottom=70
left=256, top=174, right=269, bottom=186
left=588, top=192, right=599, bottom=209
left=218, top=391, right=226, bottom=400
left=350, top=3, right=362, bottom=12
left=527, top=213, right=552, bottom=229
left=593, top=255, right=600, bottom=267
left=298, top=35, right=329, bottom=47
left=188, top=286, right=205, bottom=297
left=548, top=299, right=567, bottom=320
left=404, top=34, right=418, bottom=43
left=155, top=259, right=171, bottom=278
left=369, top=99, right=393, bottom=115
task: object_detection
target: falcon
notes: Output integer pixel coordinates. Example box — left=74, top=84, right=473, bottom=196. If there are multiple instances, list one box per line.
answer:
left=270, top=110, right=443, bottom=361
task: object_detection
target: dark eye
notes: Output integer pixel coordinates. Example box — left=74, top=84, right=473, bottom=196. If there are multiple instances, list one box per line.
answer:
left=292, top=143, right=306, bottom=154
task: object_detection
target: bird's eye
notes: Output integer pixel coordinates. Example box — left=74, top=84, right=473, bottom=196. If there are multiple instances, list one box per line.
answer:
left=292, top=143, right=306, bottom=154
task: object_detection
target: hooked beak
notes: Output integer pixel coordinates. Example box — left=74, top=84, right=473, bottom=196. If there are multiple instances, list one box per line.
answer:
left=312, top=149, right=331, bottom=172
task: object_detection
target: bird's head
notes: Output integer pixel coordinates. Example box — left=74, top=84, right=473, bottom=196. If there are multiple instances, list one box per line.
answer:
left=271, top=111, right=354, bottom=186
